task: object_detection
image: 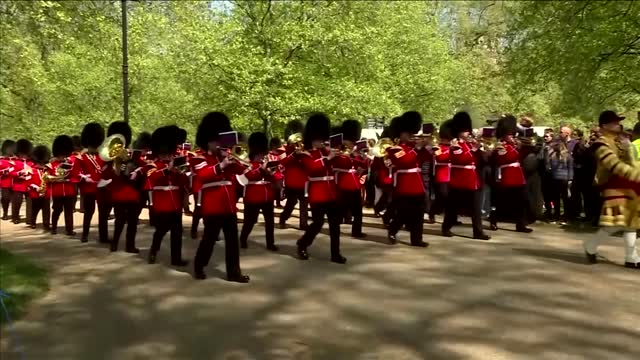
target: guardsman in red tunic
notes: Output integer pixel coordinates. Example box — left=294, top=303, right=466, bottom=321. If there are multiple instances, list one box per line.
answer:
left=145, top=126, right=189, bottom=266
left=489, top=115, right=532, bottom=233
left=49, top=135, right=81, bottom=235
left=27, top=145, right=51, bottom=230
left=175, top=128, right=194, bottom=216
left=238, top=132, right=279, bottom=251
left=296, top=113, right=346, bottom=263
left=132, top=132, right=153, bottom=226
left=100, top=121, right=145, bottom=253
left=192, top=112, right=250, bottom=282
left=371, top=126, right=395, bottom=225
left=386, top=112, right=429, bottom=247
left=10, top=139, right=34, bottom=224
left=333, top=119, right=368, bottom=238
left=189, top=147, right=206, bottom=239
left=0, top=140, right=16, bottom=220
left=279, top=120, right=309, bottom=230
left=442, top=112, right=491, bottom=240
left=269, top=137, right=285, bottom=208
left=78, top=122, right=107, bottom=242
left=428, top=120, right=453, bottom=223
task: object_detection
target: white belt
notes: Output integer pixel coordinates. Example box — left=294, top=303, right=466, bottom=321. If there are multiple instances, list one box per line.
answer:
left=333, top=168, right=357, bottom=184
left=497, top=162, right=520, bottom=180
left=305, top=176, right=334, bottom=197
left=433, top=161, right=451, bottom=179
left=393, top=167, right=421, bottom=187
left=450, top=164, right=476, bottom=170
left=197, top=180, right=233, bottom=206
left=246, top=180, right=270, bottom=185
left=152, top=185, right=180, bottom=191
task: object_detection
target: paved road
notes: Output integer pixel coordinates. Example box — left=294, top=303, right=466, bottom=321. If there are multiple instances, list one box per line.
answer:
left=1, top=207, right=638, bottom=360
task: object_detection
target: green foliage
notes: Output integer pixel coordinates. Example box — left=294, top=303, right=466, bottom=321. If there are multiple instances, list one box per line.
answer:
left=0, top=248, right=49, bottom=324
left=1, top=0, right=637, bottom=145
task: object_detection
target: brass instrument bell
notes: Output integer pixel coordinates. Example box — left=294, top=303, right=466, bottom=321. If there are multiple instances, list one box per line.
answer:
left=371, top=138, right=394, bottom=158
left=98, top=134, right=128, bottom=175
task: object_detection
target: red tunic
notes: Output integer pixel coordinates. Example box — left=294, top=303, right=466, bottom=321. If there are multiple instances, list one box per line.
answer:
left=0, top=157, right=15, bottom=189
left=193, top=152, right=245, bottom=216
left=492, top=142, right=525, bottom=188
left=100, top=162, right=144, bottom=203
left=145, top=159, right=189, bottom=213
left=48, top=158, right=80, bottom=198
left=449, top=141, right=481, bottom=191
left=387, top=143, right=428, bottom=196
left=27, top=166, right=51, bottom=199
left=332, top=154, right=368, bottom=192
left=10, top=158, right=34, bottom=193
left=280, top=145, right=307, bottom=191
left=239, top=160, right=275, bottom=205
left=433, top=144, right=451, bottom=184
left=78, top=152, right=105, bottom=195
left=371, top=157, right=393, bottom=188
left=298, top=148, right=336, bottom=205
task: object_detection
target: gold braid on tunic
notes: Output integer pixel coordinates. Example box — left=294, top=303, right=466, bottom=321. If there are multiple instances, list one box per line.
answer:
left=594, top=134, right=640, bottom=228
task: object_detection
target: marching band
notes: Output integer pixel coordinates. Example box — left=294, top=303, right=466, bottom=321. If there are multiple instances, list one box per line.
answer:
left=1, top=110, right=638, bottom=283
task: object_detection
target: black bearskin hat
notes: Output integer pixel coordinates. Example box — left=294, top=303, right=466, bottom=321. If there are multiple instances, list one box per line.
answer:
left=270, top=137, right=282, bottom=149
left=151, top=126, right=178, bottom=156
left=196, top=111, right=232, bottom=150
left=303, top=113, right=330, bottom=148
left=379, top=125, right=392, bottom=139
left=177, top=128, right=188, bottom=144
left=399, top=111, right=422, bottom=135
left=248, top=132, right=269, bottom=159
left=15, top=139, right=33, bottom=156
left=31, top=145, right=51, bottom=165
left=71, top=135, right=82, bottom=151
left=388, top=116, right=402, bottom=139
left=107, top=121, right=132, bottom=147
left=341, top=119, right=362, bottom=142
left=1, top=140, right=16, bottom=156
left=330, top=125, right=342, bottom=136
left=284, top=120, right=304, bottom=139
left=52, top=135, right=73, bottom=158
left=452, top=111, right=473, bottom=135
left=81, top=122, right=105, bottom=149
left=439, top=119, right=454, bottom=141
left=133, top=131, right=152, bottom=150
left=496, top=114, right=518, bottom=139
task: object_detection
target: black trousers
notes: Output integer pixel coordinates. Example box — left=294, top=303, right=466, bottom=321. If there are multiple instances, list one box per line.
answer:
left=374, top=188, right=394, bottom=225
left=51, top=196, right=75, bottom=233
left=151, top=211, right=184, bottom=262
left=11, top=191, right=29, bottom=223
left=388, top=195, right=426, bottom=245
left=551, top=179, right=570, bottom=221
left=443, top=188, right=484, bottom=236
left=30, top=197, right=50, bottom=229
left=570, top=171, right=592, bottom=220
left=81, top=193, right=97, bottom=239
left=428, top=182, right=449, bottom=218
left=297, top=202, right=342, bottom=257
left=112, top=202, right=141, bottom=250
left=1, top=188, right=12, bottom=218
left=194, top=214, right=242, bottom=277
left=339, top=190, right=363, bottom=235
left=541, top=174, right=554, bottom=216
left=489, top=186, right=528, bottom=229
left=97, top=195, right=112, bottom=243
left=280, top=188, right=308, bottom=228
left=240, top=202, right=275, bottom=247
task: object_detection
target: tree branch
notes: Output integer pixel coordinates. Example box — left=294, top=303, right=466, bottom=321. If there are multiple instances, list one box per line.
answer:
left=259, top=0, right=272, bottom=29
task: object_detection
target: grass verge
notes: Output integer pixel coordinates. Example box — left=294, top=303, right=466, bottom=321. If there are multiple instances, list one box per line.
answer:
left=0, top=248, right=49, bottom=325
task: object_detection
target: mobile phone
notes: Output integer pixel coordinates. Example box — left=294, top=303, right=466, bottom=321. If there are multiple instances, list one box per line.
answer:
left=218, top=131, right=239, bottom=148
left=330, top=133, right=343, bottom=148
left=422, top=123, right=435, bottom=135
left=481, top=127, right=496, bottom=138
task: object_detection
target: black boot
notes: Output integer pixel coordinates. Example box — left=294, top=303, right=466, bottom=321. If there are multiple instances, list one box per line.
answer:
left=331, top=254, right=347, bottom=264
left=227, top=273, right=250, bottom=283
left=297, top=246, right=309, bottom=260
left=171, top=259, right=189, bottom=267
left=148, top=252, right=157, bottom=264
left=193, top=266, right=207, bottom=280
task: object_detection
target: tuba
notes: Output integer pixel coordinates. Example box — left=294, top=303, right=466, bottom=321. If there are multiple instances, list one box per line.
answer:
left=371, top=138, right=394, bottom=158
left=98, top=134, right=128, bottom=175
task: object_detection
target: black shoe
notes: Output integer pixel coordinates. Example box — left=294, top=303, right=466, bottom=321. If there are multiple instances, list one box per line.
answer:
left=426, top=217, right=436, bottom=224
left=98, top=238, right=110, bottom=244
left=331, top=255, right=347, bottom=264
left=411, top=241, right=429, bottom=248
left=190, top=231, right=198, bottom=240
left=442, top=229, right=453, bottom=237
left=352, top=232, right=367, bottom=239
left=227, top=274, right=250, bottom=283
left=80, top=237, right=88, bottom=243
left=148, top=253, right=157, bottom=264
left=110, top=245, right=117, bottom=252
left=266, top=244, right=279, bottom=252
left=194, top=268, right=207, bottom=280
left=1, top=215, right=8, bottom=221
left=585, top=252, right=597, bottom=264
left=624, top=262, right=639, bottom=269
left=43, top=225, right=50, bottom=232
left=473, top=233, right=491, bottom=240
left=171, top=259, right=189, bottom=267
left=489, top=223, right=498, bottom=231
left=12, top=219, right=20, bottom=224
left=388, top=233, right=397, bottom=244
left=278, top=222, right=287, bottom=229
left=125, top=247, right=140, bottom=254
left=51, top=229, right=58, bottom=235
left=30, top=224, right=37, bottom=229
left=297, top=246, right=309, bottom=260
left=516, top=226, right=533, bottom=233
left=66, top=231, right=76, bottom=237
